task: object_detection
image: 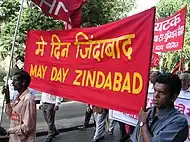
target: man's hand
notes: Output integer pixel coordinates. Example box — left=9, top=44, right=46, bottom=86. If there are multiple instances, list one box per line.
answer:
left=39, top=105, right=42, bottom=110
left=54, top=105, right=59, bottom=111
left=0, top=126, right=7, bottom=136
left=139, top=107, right=148, bottom=124
left=2, top=86, right=10, bottom=104
left=2, top=85, right=9, bottom=94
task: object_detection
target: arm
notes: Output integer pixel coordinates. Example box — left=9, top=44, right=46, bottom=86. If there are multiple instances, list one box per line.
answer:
left=141, top=123, right=152, bottom=142
left=55, top=96, right=61, bottom=106
left=5, top=103, right=12, bottom=118
left=139, top=108, right=152, bottom=142
left=86, top=104, right=91, bottom=112
left=54, top=96, right=61, bottom=111
left=7, top=99, right=36, bottom=139
left=2, top=86, right=12, bottom=118
left=139, top=108, right=188, bottom=142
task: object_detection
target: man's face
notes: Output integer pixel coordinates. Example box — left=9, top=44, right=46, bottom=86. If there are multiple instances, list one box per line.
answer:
left=12, top=75, right=22, bottom=91
left=150, top=72, right=158, bottom=84
left=153, top=82, right=173, bottom=109
left=180, top=77, right=189, bottom=91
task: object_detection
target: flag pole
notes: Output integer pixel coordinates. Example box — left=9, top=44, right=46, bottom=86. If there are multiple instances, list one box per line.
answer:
left=0, top=0, right=25, bottom=126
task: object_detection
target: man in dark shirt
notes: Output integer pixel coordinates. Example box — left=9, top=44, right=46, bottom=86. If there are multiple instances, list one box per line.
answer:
left=130, top=73, right=188, bottom=142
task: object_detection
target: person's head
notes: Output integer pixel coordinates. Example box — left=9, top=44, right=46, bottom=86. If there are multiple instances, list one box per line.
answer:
left=184, top=70, right=190, bottom=74
left=153, top=73, right=181, bottom=109
left=150, top=71, right=161, bottom=84
left=12, top=70, right=31, bottom=93
left=179, top=73, right=190, bottom=91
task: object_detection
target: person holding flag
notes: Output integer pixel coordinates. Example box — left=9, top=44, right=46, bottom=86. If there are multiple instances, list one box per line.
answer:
left=130, top=73, right=188, bottom=142
left=2, top=70, right=37, bottom=142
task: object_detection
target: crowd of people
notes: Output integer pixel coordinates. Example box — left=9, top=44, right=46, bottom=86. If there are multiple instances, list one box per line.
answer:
left=0, top=69, right=189, bottom=142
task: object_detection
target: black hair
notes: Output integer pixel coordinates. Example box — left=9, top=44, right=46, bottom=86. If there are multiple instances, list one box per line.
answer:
left=155, top=73, right=181, bottom=97
left=184, top=70, right=190, bottom=74
left=156, top=71, right=161, bottom=76
left=13, top=70, right=31, bottom=88
left=150, top=70, right=161, bottom=76
left=16, top=55, right=24, bottom=62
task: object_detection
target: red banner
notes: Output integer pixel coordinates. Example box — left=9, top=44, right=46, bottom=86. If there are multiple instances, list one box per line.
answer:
left=24, top=8, right=155, bottom=114
left=151, top=53, right=160, bottom=67
left=32, top=0, right=85, bottom=28
left=153, top=6, right=187, bottom=52
left=172, top=58, right=185, bottom=74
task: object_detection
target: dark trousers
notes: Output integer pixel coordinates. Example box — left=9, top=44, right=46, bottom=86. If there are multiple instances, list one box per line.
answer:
left=84, top=108, right=95, bottom=127
left=42, top=103, right=57, bottom=137
left=119, top=122, right=128, bottom=141
left=119, top=122, right=134, bottom=142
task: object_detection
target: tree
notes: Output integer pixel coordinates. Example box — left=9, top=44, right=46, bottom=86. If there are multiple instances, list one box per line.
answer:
left=0, top=0, right=135, bottom=59
left=156, top=0, right=190, bottom=72
left=0, top=0, right=64, bottom=59
left=82, top=0, right=136, bottom=27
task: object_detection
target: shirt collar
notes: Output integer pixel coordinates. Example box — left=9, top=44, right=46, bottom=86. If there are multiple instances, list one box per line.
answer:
left=18, top=88, right=30, bottom=101
left=150, top=106, right=175, bottom=119
left=181, top=87, right=190, bottom=92
left=12, top=89, right=29, bottom=106
left=186, top=87, right=190, bottom=92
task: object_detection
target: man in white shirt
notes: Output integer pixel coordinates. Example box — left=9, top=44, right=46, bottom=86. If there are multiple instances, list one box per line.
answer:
left=148, top=71, right=161, bottom=94
left=39, top=92, right=61, bottom=142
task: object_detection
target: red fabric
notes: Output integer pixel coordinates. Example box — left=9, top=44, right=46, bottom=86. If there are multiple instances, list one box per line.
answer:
left=70, top=7, right=82, bottom=28
left=32, top=0, right=86, bottom=28
left=172, top=58, right=185, bottom=74
left=153, top=6, right=187, bottom=52
left=125, top=124, right=133, bottom=134
left=24, top=8, right=155, bottom=115
left=151, top=53, right=160, bottom=67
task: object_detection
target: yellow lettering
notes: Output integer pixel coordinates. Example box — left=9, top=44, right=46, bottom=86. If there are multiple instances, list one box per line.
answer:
left=29, top=64, right=37, bottom=77
left=132, top=72, right=143, bottom=94
left=51, top=67, right=58, bottom=81
left=56, top=68, right=62, bottom=82
left=62, top=68, right=69, bottom=82
left=35, top=36, right=47, bottom=56
left=50, top=67, right=69, bottom=82
left=73, top=70, right=83, bottom=86
left=113, top=72, right=122, bottom=91
left=29, top=64, right=47, bottom=79
left=103, top=72, right=112, bottom=90
left=95, top=71, right=105, bottom=88
left=81, top=70, right=86, bottom=86
left=85, top=71, right=96, bottom=87
left=41, top=66, right=47, bottom=79
left=121, top=72, right=131, bottom=93
left=36, top=68, right=42, bottom=78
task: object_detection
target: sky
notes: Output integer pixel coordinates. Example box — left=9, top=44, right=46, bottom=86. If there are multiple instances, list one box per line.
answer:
left=129, top=0, right=159, bottom=15
left=136, top=0, right=159, bottom=10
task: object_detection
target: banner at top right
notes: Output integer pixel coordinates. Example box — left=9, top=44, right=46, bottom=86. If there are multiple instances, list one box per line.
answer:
left=153, top=6, right=187, bottom=53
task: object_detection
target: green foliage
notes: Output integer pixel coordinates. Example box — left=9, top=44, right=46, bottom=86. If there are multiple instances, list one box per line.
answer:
left=0, top=0, right=135, bottom=60
left=82, top=0, right=135, bottom=27
left=156, top=0, right=190, bottom=72
left=0, top=0, right=64, bottom=59
left=0, top=69, right=6, bottom=82
left=0, top=0, right=20, bottom=22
